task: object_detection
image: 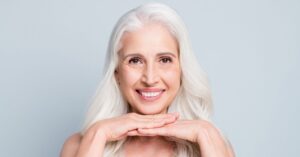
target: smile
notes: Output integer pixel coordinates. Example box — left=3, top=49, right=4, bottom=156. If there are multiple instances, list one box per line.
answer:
left=136, top=89, right=165, bottom=102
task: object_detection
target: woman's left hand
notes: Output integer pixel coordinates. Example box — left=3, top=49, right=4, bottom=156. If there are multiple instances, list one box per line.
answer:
left=128, top=118, right=235, bottom=157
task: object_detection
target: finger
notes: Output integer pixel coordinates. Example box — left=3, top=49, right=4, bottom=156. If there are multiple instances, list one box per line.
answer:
left=161, top=116, right=178, bottom=125
left=139, top=114, right=176, bottom=122
left=137, top=120, right=169, bottom=129
left=142, top=114, right=179, bottom=129
left=125, top=113, right=177, bottom=131
left=137, top=113, right=178, bottom=122
left=143, top=112, right=179, bottom=124
left=127, top=130, right=140, bottom=136
left=137, top=127, right=170, bottom=136
left=129, top=115, right=176, bottom=128
left=127, top=130, right=156, bottom=137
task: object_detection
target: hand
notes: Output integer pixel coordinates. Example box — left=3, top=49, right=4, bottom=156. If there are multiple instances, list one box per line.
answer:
left=86, top=112, right=179, bottom=142
left=75, top=113, right=179, bottom=157
left=132, top=119, right=235, bottom=157
left=129, top=119, right=203, bottom=142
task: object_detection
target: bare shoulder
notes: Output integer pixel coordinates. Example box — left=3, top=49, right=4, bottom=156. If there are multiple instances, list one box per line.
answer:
left=60, top=133, right=82, bottom=157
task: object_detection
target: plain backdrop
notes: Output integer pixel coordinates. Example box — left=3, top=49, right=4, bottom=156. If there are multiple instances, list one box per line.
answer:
left=0, top=0, right=299, bottom=156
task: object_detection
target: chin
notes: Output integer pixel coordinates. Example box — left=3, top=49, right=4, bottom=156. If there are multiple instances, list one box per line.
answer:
left=132, top=105, right=168, bottom=115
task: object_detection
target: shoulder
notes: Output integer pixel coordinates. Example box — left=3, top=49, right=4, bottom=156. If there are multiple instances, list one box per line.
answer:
left=60, top=133, right=82, bottom=157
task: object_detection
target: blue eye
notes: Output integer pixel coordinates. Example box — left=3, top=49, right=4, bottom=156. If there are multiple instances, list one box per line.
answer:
left=128, top=57, right=143, bottom=64
left=160, top=57, right=172, bottom=63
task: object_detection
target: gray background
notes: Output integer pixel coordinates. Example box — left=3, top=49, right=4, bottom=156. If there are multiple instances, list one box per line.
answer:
left=1, top=0, right=299, bottom=156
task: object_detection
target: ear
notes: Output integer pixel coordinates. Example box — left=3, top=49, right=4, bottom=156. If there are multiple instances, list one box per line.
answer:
left=114, top=68, right=120, bottom=84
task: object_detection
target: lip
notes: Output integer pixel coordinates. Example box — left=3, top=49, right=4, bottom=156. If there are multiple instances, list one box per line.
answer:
left=136, top=88, right=165, bottom=102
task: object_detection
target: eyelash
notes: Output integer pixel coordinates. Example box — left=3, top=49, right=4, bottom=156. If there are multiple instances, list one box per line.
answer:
left=128, top=57, right=143, bottom=64
left=128, top=56, right=173, bottom=64
left=160, top=57, right=172, bottom=63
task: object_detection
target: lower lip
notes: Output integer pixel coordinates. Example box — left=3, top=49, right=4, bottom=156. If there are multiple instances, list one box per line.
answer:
left=137, top=91, right=164, bottom=102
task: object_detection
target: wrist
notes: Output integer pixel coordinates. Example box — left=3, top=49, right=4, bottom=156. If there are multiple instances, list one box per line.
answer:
left=195, top=121, right=211, bottom=144
left=76, top=127, right=107, bottom=157
left=95, top=129, right=107, bottom=142
left=85, top=125, right=107, bottom=144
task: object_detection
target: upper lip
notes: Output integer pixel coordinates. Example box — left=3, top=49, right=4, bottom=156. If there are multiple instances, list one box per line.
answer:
left=136, top=88, right=165, bottom=92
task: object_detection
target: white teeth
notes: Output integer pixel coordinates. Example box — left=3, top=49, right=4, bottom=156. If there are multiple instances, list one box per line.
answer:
left=141, top=92, right=161, bottom=97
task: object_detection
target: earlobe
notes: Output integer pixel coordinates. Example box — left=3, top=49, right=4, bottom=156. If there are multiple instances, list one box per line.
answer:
left=114, top=69, right=120, bottom=85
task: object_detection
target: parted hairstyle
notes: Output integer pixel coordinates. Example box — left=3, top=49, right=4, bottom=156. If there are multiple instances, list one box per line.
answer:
left=81, top=3, right=214, bottom=157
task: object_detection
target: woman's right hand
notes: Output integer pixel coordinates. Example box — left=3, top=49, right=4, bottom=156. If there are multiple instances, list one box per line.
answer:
left=75, top=112, right=178, bottom=157
left=61, top=113, right=178, bottom=157
left=86, top=112, right=179, bottom=142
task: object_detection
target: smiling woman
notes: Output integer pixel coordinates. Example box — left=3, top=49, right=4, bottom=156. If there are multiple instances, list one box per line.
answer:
left=116, top=23, right=181, bottom=115
left=60, top=2, right=234, bottom=157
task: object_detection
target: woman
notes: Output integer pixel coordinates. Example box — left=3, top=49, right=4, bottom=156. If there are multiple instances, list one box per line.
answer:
left=61, top=3, right=234, bottom=157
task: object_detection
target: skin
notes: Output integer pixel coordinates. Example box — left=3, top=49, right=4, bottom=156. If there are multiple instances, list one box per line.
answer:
left=115, top=23, right=181, bottom=115
left=60, top=23, right=235, bottom=157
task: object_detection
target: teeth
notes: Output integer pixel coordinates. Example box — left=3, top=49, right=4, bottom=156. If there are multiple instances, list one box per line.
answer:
left=141, top=92, right=161, bottom=97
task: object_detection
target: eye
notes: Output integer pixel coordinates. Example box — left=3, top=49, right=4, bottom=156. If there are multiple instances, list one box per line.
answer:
left=128, top=57, right=143, bottom=64
left=160, top=57, right=172, bottom=63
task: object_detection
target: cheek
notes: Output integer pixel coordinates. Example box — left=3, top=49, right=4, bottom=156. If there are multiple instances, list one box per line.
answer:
left=160, top=67, right=181, bottom=87
left=119, top=67, right=142, bottom=87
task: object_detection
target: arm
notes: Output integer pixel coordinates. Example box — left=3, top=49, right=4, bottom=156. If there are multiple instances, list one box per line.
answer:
left=60, top=133, right=82, bottom=157
left=75, top=129, right=107, bottom=157
left=60, top=130, right=107, bottom=157
left=60, top=113, right=178, bottom=157
left=137, top=119, right=235, bottom=157
left=59, top=129, right=108, bottom=157
left=196, top=123, right=235, bottom=157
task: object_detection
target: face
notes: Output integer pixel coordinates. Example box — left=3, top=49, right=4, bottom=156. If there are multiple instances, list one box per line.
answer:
left=115, top=23, right=181, bottom=115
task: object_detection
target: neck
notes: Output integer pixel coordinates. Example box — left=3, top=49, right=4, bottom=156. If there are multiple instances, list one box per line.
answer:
left=124, top=136, right=175, bottom=156
left=129, top=136, right=166, bottom=144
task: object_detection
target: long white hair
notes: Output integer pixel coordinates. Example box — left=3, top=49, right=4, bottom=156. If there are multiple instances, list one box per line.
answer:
left=81, top=2, right=213, bottom=156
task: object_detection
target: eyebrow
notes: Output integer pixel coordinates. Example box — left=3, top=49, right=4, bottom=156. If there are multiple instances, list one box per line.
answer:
left=122, top=52, right=177, bottom=60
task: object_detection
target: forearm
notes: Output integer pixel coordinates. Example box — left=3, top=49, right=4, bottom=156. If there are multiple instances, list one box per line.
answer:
left=197, top=128, right=235, bottom=157
left=76, top=130, right=107, bottom=157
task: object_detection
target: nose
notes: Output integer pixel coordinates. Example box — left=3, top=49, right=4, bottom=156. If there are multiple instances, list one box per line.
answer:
left=141, top=63, right=159, bottom=86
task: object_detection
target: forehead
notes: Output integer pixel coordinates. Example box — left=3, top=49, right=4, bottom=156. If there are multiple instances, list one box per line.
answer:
left=119, top=23, right=179, bottom=57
